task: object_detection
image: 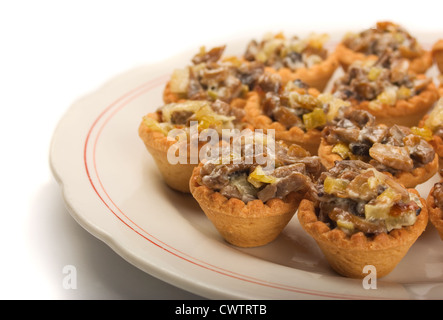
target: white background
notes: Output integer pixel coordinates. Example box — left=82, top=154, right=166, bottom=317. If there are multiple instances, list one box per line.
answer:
left=1, top=0, right=443, bottom=299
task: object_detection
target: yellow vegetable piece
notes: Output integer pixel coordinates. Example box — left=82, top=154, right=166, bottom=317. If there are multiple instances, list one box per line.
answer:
left=368, top=67, right=382, bottom=81
left=425, top=98, right=443, bottom=132
left=279, top=46, right=289, bottom=58
left=262, top=38, right=285, bottom=59
left=240, top=84, right=249, bottom=97
left=303, top=108, right=326, bottom=130
left=307, top=33, right=329, bottom=50
left=394, top=32, right=405, bottom=44
left=376, top=87, right=397, bottom=105
left=323, top=176, right=349, bottom=196
left=248, top=166, right=278, bottom=188
left=327, top=99, right=350, bottom=122
left=142, top=116, right=170, bottom=135
left=194, top=104, right=235, bottom=132
left=317, top=93, right=333, bottom=104
left=256, top=51, right=268, bottom=63
left=364, top=203, right=391, bottom=220
left=397, top=86, right=412, bottom=100
left=411, top=126, right=433, bottom=141
left=336, top=219, right=355, bottom=232
left=377, top=187, right=403, bottom=204
left=317, top=93, right=350, bottom=122
left=332, top=142, right=351, bottom=159
left=365, top=187, right=401, bottom=220
left=207, top=90, right=218, bottom=100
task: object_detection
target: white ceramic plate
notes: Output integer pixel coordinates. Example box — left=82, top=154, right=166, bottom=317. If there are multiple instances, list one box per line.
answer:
left=50, top=34, right=443, bottom=300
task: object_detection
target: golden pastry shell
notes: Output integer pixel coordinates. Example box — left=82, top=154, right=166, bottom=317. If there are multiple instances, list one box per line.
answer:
left=189, top=163, right=303, bottom=247
left=297, top=190, right=428, bottom=278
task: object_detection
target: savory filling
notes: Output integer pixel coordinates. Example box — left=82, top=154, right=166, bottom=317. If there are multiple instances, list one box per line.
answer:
left=333, top=51, right=431, bottom=110
left=168, top=45, right=265, bottom=103
left=323, top=109, right=435, bottom=174
left=262, top=80, right=351, bottom=132
left=422, top=97, right=443, bottom=140
left=316, top=160, right=422, bottom=236
left=422, top=98, right=443, bottom=176
left=197, top=135, right=324, bottom=203
left=432, top=182, right=443, bottom=211
left=342, top=21, right=423, bottom=59
left=244, top=32, right=329, bottom=71
left=143, top=99, right=244, bottom=135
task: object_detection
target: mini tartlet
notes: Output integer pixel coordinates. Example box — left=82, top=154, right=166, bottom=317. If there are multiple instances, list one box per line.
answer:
left=426, top=182, right=443, bottom=240
left=335, top=21, right=433, bottom=74
left=189, top=132, right=324, bottom=247
left=298, top=160, right=428, bottom=278
left=332, top=53, right=439, bottom=127
left=418, top=97, right=443, bottom=176
left=243, top=78, right=350, bottom=155
left=163, top=45, right=265, bottom=105
left=318, top=109, right=438, bottom=188
left=139, top=99, right=248, bottom=193
left=243, top=32, right=339, bottom=91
